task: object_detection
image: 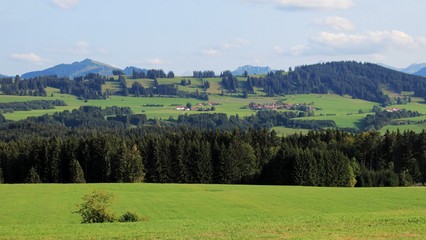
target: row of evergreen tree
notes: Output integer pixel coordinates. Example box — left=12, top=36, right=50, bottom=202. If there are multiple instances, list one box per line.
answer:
left=0, top=124, right=425, bottom=187
left=0, top=100, right=66, bottom=113
left=0, top=74, right=109, bottom=100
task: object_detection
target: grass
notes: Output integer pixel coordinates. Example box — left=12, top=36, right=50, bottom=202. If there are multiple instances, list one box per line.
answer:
left=272, top=126, right=311, bottom=136
left=0, top=184, right=425, bottom=239
left=282, top=94, right=376, bottom=115
left=381, top=122, right=426, bottom=133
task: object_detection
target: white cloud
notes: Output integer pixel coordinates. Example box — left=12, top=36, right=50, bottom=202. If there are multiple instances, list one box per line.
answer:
left=11, top=52, right=45, bottom=65
left=314, top=32, right=367, bottom=49
left=146, top=58, right=165, bottom=65
left=245, top=0, right=353, bottom=10
left=273, top=46, right=284, bottom=53
left=290, top=45, right=311, bottom=56
left=223, top=38, right=250, bottom=48
left=51, top=0, right=80, bottom=10
left=72, top=40, right=90, bottom=54
left=287, top=30, right=426, bottom=56
left=201, top=49, right=221, bottom=57
left=315, top=16, right=354, bottom=31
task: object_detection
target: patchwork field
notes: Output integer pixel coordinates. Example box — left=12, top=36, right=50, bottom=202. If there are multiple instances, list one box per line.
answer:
left=0, top=184, right=425, bottom=239
left=1, top=83, right=425, bottom=132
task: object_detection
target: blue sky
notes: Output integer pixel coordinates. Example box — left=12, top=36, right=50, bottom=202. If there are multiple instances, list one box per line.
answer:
left=2, top=0, right=426, bottom=75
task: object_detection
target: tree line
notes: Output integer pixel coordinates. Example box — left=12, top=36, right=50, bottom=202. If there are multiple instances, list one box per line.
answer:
left=0, top=100, right=66, bottom=113
left=1, top=74, right=109, bottom=100
left=361, top=107, right=423, bottom=131
left=0, top=110, right=425, bottom=186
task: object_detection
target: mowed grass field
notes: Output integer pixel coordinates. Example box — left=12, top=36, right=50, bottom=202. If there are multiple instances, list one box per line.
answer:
left=0, top=184, right=425, bottom=239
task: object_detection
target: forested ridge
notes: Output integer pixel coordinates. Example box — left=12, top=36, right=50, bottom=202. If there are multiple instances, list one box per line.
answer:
left=2, top=61, right=426, bottom=103
left=248, top=61, right=426, bottom=103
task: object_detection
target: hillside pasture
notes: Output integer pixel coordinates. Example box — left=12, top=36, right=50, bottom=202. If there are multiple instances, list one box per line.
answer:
left=0, top=184, right=425, bottom=239
left=2, top=89, right=425, bottom=131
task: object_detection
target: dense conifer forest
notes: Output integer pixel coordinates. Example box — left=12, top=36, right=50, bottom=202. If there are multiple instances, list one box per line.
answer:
left=0, top=107, right=425, bottom=187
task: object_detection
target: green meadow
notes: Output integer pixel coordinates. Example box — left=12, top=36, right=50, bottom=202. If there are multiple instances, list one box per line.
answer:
left=0, top=184, right=425, bottom=239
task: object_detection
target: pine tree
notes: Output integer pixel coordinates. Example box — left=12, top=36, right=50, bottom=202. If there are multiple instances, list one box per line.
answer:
left=125, top=144, right=145, bottom=183
left=237, top=143, right=258, bottom=183
left=0, top=167, right=4, bottom=184
left=70, top=159, right=86, bottom=183
left=196, top=141, right=213, bottom=183
left=25, top=167, right=42, bottom=183
left=171, top=139, right=190, bottom=183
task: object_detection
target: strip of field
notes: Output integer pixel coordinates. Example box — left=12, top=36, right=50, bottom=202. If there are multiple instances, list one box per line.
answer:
left=0, top=184, right=425, bottom=239
left=2, top=90, right=425, bottom=131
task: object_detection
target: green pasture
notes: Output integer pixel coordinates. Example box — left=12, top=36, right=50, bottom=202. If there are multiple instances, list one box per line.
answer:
left=299, top=113, right=368, bottom=129
left=391, top=100, right=426, bottom=114
left=0, top=184, right=425, bottom=239
left=381, top=122, right=426, bottom=133
left=282, top=94, right=376, bottom=115
left=272, top=126, right=311, bottom=136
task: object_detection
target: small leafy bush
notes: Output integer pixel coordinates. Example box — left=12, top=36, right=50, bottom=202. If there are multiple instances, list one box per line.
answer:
left=118, top=211, right=140, bottom=222
left=75, top=190, right=117, bottom=223
left=75, top=190, right=147, bottom=224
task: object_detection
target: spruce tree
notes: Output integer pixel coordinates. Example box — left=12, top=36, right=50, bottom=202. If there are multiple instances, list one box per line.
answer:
left=125, top=144, right=145, bottom=183
left=0, top=167, right=4, bottom=184
left=25, top=167, right=42, bottom=183
left=70, top=159, right=86, bottom=183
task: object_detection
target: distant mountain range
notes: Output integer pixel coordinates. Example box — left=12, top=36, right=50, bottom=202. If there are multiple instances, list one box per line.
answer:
left=22, top=59, right=120, bottom=79
left=0, top=73, right=9, bottom=78
left=414, top=67, right=426, bottom=76
left=380, top=63, right=426, bottom=76
left=400, top=63, right=426, bottom=74
left=232, top=65, right=272, bottom=76
left=14, top=58, right=425, bottom=79
left=15, top=59, right=273, bottom=79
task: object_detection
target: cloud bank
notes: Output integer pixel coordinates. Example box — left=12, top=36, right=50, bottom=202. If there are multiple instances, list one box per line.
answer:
left=11, top=52, right=45, bottom=65
left=280, top=30, right=426, bottom=57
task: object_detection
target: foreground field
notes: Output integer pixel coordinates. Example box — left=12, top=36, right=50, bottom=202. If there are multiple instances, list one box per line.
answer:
left=0, top=184, right=425, bottom=239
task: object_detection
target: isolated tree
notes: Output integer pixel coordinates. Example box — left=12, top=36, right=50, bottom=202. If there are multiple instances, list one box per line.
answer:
left=186, top=102, right=192, bottom=110
left=75, top=190, right=116, bottom=223
left=167, top=71, right=175, bottom=78
left=242, top=89, right=248, bottom=98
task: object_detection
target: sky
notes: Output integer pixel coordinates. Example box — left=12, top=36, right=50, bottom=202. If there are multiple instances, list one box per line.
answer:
left=1, top=0, right=426, bottom=76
